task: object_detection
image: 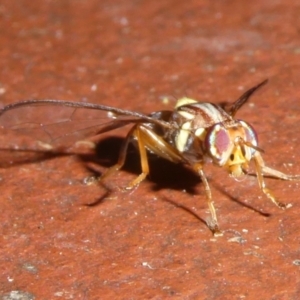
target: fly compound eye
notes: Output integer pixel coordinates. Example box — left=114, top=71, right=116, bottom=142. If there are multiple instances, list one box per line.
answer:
left=239, top=120, right=258, bottom=156
left=205, top=124, right=233, bottom=165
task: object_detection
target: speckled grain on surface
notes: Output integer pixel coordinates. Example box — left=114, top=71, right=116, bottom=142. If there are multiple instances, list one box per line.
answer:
left=1, top=1, right=300, bottom=299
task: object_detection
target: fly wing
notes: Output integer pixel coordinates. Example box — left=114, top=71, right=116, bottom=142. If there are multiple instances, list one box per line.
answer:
left=228, top=79, right=268, bottom=116
left=0, top=99, right=172, bottom=152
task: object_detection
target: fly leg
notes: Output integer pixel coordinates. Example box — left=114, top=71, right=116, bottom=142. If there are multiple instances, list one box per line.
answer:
left=125, top=124, right=185, bottom=190
left=99, top=124, right=150, bottom=191
left=193, top=163, right=223, bottom=236
left=101, top=124, right=185, bottom=191
left=253, top=152, right=300, bottom=209
left=99, top=125, right=136, bottom=183
left=124, top=125, right=150, bottom=190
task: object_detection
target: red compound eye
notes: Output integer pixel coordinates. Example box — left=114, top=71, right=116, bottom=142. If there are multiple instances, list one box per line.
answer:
left=240, top=120, right=258, bottom=147
left=205, top=124, right=231, bottom=163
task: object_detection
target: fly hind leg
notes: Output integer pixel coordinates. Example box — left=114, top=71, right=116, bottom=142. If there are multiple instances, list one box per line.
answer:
left=100, top=124, right=160, bottom=190
left=124, top=124, right=185, bottom=190
left=99, top=125, right=137, bottom=186
left=124, top=125, right=150, bottom=190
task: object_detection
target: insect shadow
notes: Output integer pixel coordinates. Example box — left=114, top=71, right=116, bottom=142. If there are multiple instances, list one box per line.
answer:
left=80, top=136, right=199, bottom=186
left=0, top=134, right=272, bottom=220
left=211, top=179, right=271, bottom=217
left=80, top=136, right=269, bottom=220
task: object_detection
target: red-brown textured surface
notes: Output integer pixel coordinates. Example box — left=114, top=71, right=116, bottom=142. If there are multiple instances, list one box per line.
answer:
left=1, top=1, right=300, bottom=299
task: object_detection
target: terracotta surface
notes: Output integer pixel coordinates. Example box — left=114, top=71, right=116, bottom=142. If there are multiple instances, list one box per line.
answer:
left=1, top=1, right=300, bottom=299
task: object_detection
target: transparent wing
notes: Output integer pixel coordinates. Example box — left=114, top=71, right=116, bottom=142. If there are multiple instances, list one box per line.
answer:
left=0, top=99, right=172, bottom=151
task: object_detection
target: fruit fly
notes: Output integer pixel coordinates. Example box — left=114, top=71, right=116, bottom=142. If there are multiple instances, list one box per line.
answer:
left=0, top=79, right=299, bottom=235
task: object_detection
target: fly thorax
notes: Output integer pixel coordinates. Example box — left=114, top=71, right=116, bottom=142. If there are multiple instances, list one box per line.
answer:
left=171, top=98, right=228, bottom=152
left=164, top=101, right=201, bottom=161
left=170, top=99, right=197, bottom=153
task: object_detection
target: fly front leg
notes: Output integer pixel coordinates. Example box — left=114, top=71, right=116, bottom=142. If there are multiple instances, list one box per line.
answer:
left=253, top=152, right=298, bottom=209
left=193, top=163, right=223, bottom=236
